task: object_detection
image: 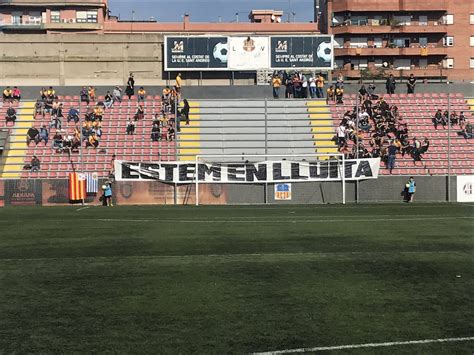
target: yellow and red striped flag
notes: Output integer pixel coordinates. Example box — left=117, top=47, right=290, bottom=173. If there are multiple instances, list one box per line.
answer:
left=69, top=172, right=86, bottom=201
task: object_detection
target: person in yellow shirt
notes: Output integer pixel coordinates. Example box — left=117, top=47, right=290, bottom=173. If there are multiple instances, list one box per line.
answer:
left=137, top=87, right=146, bottom=102
left=3, top=87, right=13, bottom=102
left=326, top=85, right=335, bottom=103
left=335, top=86, right=344, bottom=104
left=175, top=73, right=182, bottom=93
left=88, top=86, right=96, bottom=102
left=46, top=86, right=55, bottom=99
left=271, top=75, right=282, bottom=99
left=316, top=73, right=325, bottom=98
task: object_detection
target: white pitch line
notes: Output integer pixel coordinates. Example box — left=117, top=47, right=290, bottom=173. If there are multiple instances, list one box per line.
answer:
left=94, top=216, right=473, bottom=224
left=76, top=206, right=90, bottom=212
left=253, top=336, right=474, bottom=354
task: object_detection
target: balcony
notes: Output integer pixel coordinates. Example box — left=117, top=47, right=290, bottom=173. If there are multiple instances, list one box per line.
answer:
left=332, top=0, right=448, bottom=12
left=42, top=22, right=102, bottom=31
left=0, top=20, right=41, bottom=30
left=335, top=46, right=448, bottom=57
left=337, top=67, right=447, bottom=78
left=331, top=24, right=448, bottom=35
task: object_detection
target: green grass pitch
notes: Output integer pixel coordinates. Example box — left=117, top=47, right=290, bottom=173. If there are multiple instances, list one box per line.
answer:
left=0, top=203, right=472, bottom=353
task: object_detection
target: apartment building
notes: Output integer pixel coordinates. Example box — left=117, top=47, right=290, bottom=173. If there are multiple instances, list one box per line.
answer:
left=320, top=0, right=473, bottom=81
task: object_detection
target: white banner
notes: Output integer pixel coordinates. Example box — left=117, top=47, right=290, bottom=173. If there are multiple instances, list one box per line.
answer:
left=115, top=159, right=381, bottom=183
left=457, top=175, right=474, bottom=202
left=228, top=36, right=270, bottom=70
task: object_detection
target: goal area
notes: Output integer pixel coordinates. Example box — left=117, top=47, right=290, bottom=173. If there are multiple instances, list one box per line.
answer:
left=193, top=153, right=347, bottom=206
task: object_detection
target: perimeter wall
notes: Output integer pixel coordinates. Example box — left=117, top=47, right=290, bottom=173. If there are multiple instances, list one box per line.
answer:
left=0, top=176, right=469, bottom=206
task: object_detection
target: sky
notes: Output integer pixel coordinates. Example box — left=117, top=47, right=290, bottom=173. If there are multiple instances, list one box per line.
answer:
left=108, top=0, right=315, bottom=23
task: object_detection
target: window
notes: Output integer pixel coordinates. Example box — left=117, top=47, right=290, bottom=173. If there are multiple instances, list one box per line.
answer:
left=471, top=14, right=474, bottom=25
left=50, top=11, right=60, bottom=23
left=471, top=36, right=474, bottom=46
left=443, top=14, right=454, bottom=25
left=470, top=58, right=474, bottom=69
left=86, top=11, right=98, bottom=23
left=443, top=36, right=454, bottom=47
left=26, top=12, right=41, bottom=25
left=11, top=12, right=22, bottom=25
left=443, top=58, right=454, bottom=69
left=419, top=15, right=427, bottom=26
left=419, top=37, right=428, bottom=47
left=350, top=37, right=368, bottom=48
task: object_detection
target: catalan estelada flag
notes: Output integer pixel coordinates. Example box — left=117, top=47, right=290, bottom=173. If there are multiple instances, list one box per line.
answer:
left=69, top=172, right=86, bottom=201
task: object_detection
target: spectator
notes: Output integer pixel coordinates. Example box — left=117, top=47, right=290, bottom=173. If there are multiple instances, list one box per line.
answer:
left=433, top=109, right=445, bottom=130
left=3, top=86, right=13, bottom=102
left=126, top=119, right=135, bottom=135
left=12, top=86, right=21, bottom=101
left=31, top=155, right=41, bottom=172
left=80, top=87, right=89, bottom=105
left=407, top=74, right=416, bottom=94
left=6, top=105, right=16, bottom=124
left=67, top=106, right=80, bottom=123
left=458, top=121, right=473, bottom=139
left=367, top=83, right=378, bottom=100
left=44, top=96, right=53, bottom=115
left=167, top=124, right=175, bottom=142
left=316, top=73, right=325, bottom=98
left=162, top=86, right=171, bottom=102
left=112, top=86, right=122, bottom=102
left=387, top=140, right=398, bottom=174
left=175, top=73, right=182, bottom=94
left=385, top=74, right=396, bottom=95
left=336, top=123, right=346, bottom=151
left=151, top=122, right=161, bottom=141
left=326, top=85, right=335, bottom=103
left=93, top=105, right=104, bottom=122
left=86, top=133, right=99, bottom=148
left=26, top=126, right=39, bottom=145
left=34, top=99, right=45, bottom=119
left=126, top=73, right=135, bottom=99
left=336, top=72, right=344, bottom=89
left=358, top=84, right=367, bottom=102
left=102, top=180, right=113, bottom=207
left=49, top=113, right=61, bottom=130
left=104, top=91, right=114, bottom=108
left=450, top=111, right=458, bottom=127
left=88, top=86, right=96, bottom=103
left=335, top=86, right=344, bottom=104
left=37, top=125, right=49, bottom=145
left=293, top=73, right=302, bottom=98
left=412, top=137, right=422, bottom=163
left=271, top=75, right=282, bottom=99
left=284, top=74, right=294, bottom=99
left=459, top=112, right=466, bottom=130
left=181, top=99, right=190, bottom=125
left=46, top=86, right=55, bottom=99
left=134, top=105, right=144, bottom=121
left=420, top=137, right=430, bottom=155
left=309, top=76, right=317, bottom=98
left=301, top=75, right=308, bottom=99
left=52, top=131, right=63, bottom=151
left=137, top=87, right=146, bottom=102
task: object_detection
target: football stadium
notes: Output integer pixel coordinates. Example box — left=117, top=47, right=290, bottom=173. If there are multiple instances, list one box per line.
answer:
left=0, top=0, right=473, bottom=353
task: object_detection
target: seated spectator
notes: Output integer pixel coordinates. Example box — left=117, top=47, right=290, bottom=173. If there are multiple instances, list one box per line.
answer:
left=167, top=124, right=175, bottom=142
left=412, top=137, right=422, bottom=162
left=92, top=121, right=103, bottom=138
left=94, top=105, right=104, bottom=121
left=112, top=86, right=122, bottom=102
left=459, top=112, right=466, bottom=130
left=358, top=84, right=367, bottom=102
left=49, top=113, right=62, bottom=130
left=151, top=122, right=160, bottom=141
left=126, top=118, right=135, bottom=135
left=450, top=111, right=458, bottom=127
left=12, top=86, right=21, bottom=101
left=31, top=155, right=40, bottom=172
left=367, top=83, right=378, bottom=100
left=67, top=106, right=80, bottom=123
left=3, top=86, right=13, bottom=102
left=88, top=86, right=96, bottom=102
left=336, top=123, right=346, bottom=151
left=134, top=105, right=144, bottom=121
left=37, top=125, right=49, bottom=145
left=46, top=86, right=55, bottom=99
left=162, top=86, right=171, bottom=102
left=44, top=96, right=53, bottom=115
left=104, top=91, right=114, bottom=109
left=52, top=131, right=63, bottom=151
left=82, top=121, right=93, bottom=141
left=433, top=109, right=445, bottom=130
left=458, top=121, right=473, bottom=139
left=326, top=85, right=335, bottom=103
left=137, top=87, right=146, bottom=102
left=34, top=99, right=45, bottom=119
left=335, top=87, right=344, bottom=104
left=80, top=87, right=89, bottom=105
left=420, top=137, right=430, bottom=155
left=86, top=133, right=99, bottom=148
left=56, top=103, right=64, bottom=119
left=6, top=105, right=16, bottom=123
left=26, top=126, right=39, bottom=145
